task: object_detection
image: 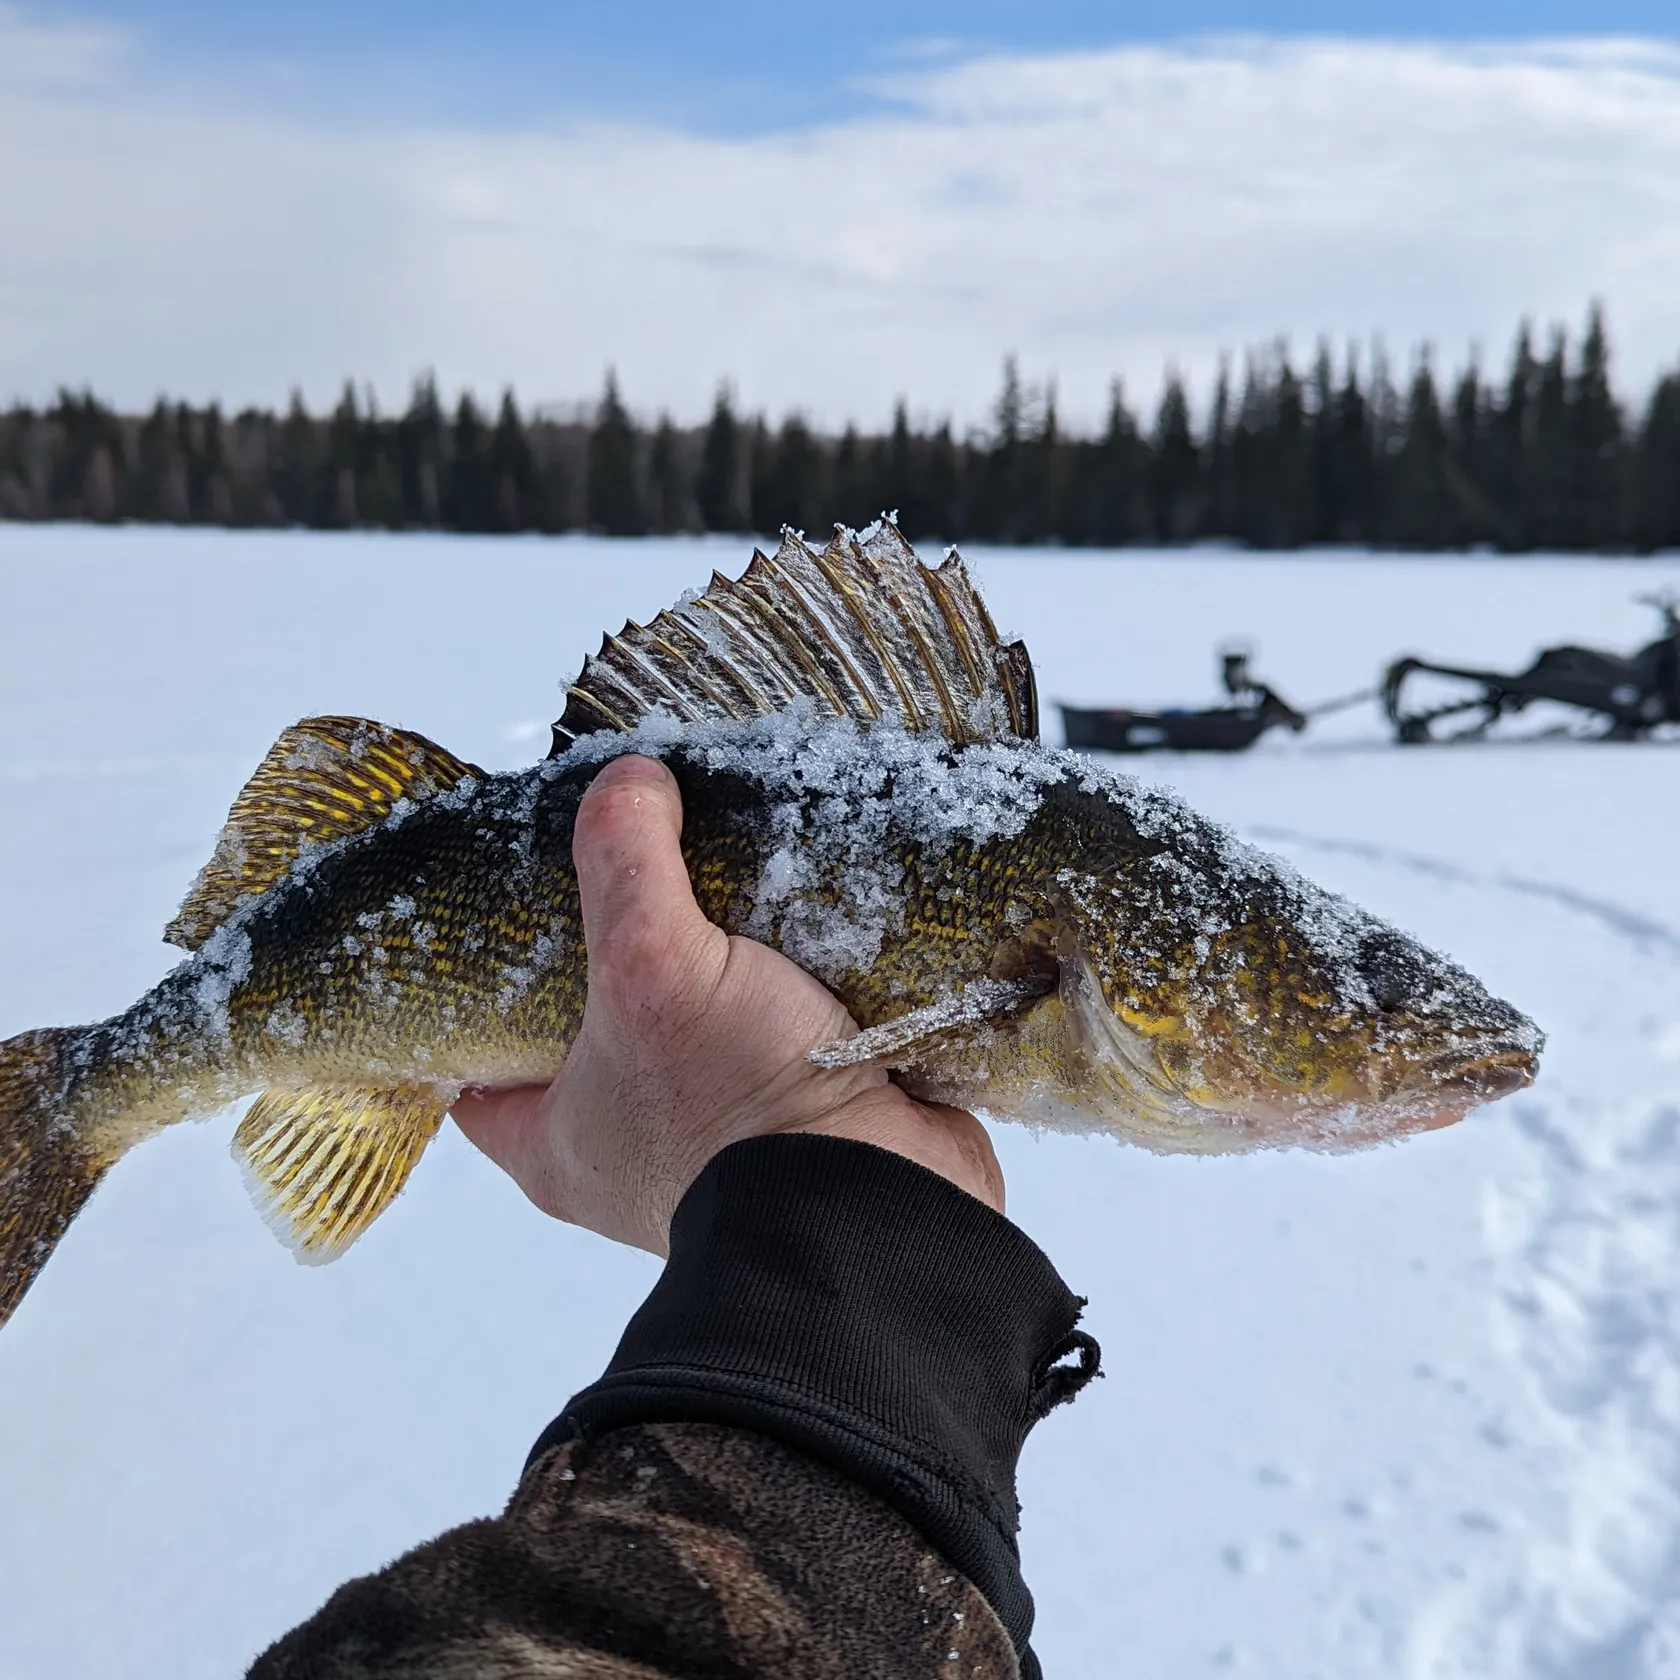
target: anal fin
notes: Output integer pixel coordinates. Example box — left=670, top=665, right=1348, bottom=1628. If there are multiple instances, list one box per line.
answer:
left=809, top=977, right=1052, bottom=1071
left=233, top=1085, right=448, bottom=1264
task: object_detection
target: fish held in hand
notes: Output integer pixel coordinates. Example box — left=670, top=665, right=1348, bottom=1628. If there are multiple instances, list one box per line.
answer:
left=0, top=523, right=1542, bottom=1328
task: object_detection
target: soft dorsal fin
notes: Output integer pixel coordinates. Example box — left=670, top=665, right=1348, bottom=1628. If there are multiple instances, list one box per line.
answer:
left=549, top=520, right=1038, bottom=752
left=166, top=716, right=482, bottom=951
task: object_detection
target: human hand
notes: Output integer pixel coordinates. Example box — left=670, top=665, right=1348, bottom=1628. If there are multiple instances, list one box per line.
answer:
left=451, top=755, right=1003, bottom=1256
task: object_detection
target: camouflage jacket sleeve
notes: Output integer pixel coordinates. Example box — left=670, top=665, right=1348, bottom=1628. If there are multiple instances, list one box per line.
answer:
left=249, top=1135, right=1100, bottom=1680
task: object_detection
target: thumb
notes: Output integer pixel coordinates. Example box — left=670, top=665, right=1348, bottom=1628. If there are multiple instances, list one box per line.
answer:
left=572, top=754, right=720, bottom=1004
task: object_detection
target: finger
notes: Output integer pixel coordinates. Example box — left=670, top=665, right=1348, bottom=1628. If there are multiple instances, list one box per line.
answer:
left=573, top=757, right=719, bottom=1002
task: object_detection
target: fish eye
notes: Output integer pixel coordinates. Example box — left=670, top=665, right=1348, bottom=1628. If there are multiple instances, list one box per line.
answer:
left=1355, top=928, right=1426, bottom=1013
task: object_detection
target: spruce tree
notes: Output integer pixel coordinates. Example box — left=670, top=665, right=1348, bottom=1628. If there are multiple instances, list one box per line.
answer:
left=348, top=389, right=400, bottom=529
left=1492, top=323, right=1537, bottom=548
left=325, top=383, right=360, bottom=527
left=199, top=403, right=233, bottom=525
left=922, top=421, right=959, bottom=541
left=830, top=424, right=864, bottom=530
left=1531, top=329, right=1570, bottom=548
left=1447, top=358, right=1500, bottom=545
left=135, top=399, right=176, bottom=522
left=1018, top=382, right=1064, bottom=543
left=2, top=404, right=46, bottom=518
left=1391, top=356, right=1455, bottom=548
left=585, top=370, right=644, bottom=536
left=1307, top=343, right=1337, bottom=543
left=446, top=393, right=495, bottom=532
left=745, top=416, right=774, bottom=534
left=1633, top=373, right=1680, bottom=553
left=1078, top=380, right=1143, bottom=546
left=696, top=385, right=741, bottom=532
left=229, top=406, right=280, bottom=526
left=274, top=391, right=317, bottom=525
left=1268, top=351, right=1311, bottom=548
left=1327, top=351, right=1374, bottom=546
left=1567, top=304, right=1623, bottom=548
left=1150, top=372, right=1199, bottom=542
left=646, top=415, right=688, bottom=533
left=979, top=357, right=1024, bottom=541
left=1203, top=362, right=1235, bottom=540
left=528, top=420, right=571, bottom=535
left=1230, top=355, right=1268, bottom=545
left=398, top=373, right=446, bottom=527
left=488, top=389, right=534, bottom=532
left=161, top=402, right=195, bottom=522
left=760, top=414, right=826, bottom=537
left=882, top=400, right=921, bottom=536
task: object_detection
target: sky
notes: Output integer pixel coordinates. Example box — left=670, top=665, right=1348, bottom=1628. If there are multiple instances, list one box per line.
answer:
left=2, top=2, right=1678, bottom=431
left=54, top=1, right=1680, bottom=132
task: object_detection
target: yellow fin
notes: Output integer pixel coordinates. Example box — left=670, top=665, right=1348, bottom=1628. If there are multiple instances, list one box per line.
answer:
left=550, top=520, right=1039, bottom=751
left=167, top=716, right=483, bottom=951
left=231, top=1084, right=447, bottom=1264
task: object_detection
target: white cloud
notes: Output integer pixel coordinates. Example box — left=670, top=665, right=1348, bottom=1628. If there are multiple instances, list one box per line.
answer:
left=0, top=3, right=128, bottom=89
left=2, top=17, right=1678, bottom=430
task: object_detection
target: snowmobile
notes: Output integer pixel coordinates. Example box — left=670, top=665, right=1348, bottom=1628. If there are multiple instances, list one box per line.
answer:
left=1384, top=595, right=1680, bottom=744
left=1059, top=646, right=1311, bottom=754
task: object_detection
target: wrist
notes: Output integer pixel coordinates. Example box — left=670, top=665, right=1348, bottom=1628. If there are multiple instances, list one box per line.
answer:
left=784, top=1090, right=1005, bottom=1214
left=541, top=1132, right=1097, bottom=1670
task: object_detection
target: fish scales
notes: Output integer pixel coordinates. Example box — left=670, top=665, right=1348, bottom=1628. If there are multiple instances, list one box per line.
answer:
left=0, top=523, right=1543, bottom=1329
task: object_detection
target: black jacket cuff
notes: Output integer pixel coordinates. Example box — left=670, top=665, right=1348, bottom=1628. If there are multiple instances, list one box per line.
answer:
left=528, top=1132, right=1099, bottom=1670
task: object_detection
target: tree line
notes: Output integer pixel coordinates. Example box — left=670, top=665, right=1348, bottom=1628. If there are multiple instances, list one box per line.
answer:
left=4, top=306, right=1678, bottom=551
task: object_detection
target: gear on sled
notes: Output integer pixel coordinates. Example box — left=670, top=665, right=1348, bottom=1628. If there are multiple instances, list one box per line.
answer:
left=1383, top=594, right=1680, bottom=744
left=1059, top=643, right=1314, bottom=753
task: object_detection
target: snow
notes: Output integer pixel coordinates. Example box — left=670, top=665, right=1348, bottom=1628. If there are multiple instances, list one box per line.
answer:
left=3, top=526, right=1680, bottom=1677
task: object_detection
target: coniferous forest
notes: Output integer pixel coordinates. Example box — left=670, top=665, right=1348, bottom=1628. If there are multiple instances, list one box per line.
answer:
left=5, top=306, right=1679, bottom=550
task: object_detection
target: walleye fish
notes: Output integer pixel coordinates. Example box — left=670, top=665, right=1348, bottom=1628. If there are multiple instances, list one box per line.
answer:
left=0, top=524, right=1542, bottom=1328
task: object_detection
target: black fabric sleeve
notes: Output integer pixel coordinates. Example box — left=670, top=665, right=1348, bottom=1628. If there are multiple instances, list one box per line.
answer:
left=528, top=1133, right=1100, bottom=1677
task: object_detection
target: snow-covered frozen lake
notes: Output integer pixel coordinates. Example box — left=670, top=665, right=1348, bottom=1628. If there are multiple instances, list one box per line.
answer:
left=4, top=527, right=1680, bottom=1678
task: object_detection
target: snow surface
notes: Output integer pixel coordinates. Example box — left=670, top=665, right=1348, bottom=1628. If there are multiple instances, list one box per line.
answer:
left=3, top=527, right=1680, bottom=1678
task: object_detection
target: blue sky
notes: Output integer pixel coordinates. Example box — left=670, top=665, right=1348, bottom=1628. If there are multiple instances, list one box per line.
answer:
left=3, top=8, right=1678, bottom=422
left=63, top=0, right=1680, bottom=131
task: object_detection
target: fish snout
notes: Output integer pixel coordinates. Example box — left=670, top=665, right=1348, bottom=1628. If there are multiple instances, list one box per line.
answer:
left=1394, top=1038, right=1540, bottom=1130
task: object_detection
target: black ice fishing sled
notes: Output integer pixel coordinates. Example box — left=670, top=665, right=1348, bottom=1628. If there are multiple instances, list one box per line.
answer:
left=1060, top=648, right=1311, bottom=753
left=1384, top=595, right=1680, bottom=744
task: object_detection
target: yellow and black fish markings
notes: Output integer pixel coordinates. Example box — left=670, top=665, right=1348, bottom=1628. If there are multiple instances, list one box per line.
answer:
left=0, top=522, right=1543, bottom=1329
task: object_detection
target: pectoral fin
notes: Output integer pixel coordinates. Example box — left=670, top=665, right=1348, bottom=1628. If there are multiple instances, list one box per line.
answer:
left=808, top=977, right=1052, bottom=1071
left=232, top=1084, right=448, bottom=1263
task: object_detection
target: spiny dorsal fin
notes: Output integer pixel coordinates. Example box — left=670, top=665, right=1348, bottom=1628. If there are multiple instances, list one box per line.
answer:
left=166, top=716, right=482, bottom=952
left=232, top=1084, right=448, bottom=1264
left=550, top=520, right=1038, bottom=752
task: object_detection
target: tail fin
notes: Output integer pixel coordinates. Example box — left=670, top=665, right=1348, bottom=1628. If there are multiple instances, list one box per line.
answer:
left=0, top=1028, right=109, bottom=1331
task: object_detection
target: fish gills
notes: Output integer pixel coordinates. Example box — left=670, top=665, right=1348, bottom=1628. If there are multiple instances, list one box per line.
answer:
left=233, top=1085, right=450, bottom=1264
left=0, top=1027, right=108, bottom=1325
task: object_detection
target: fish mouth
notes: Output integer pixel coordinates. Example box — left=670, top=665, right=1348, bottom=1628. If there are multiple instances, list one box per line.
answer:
left=1388, top=1040, right=1540, bottom=1130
